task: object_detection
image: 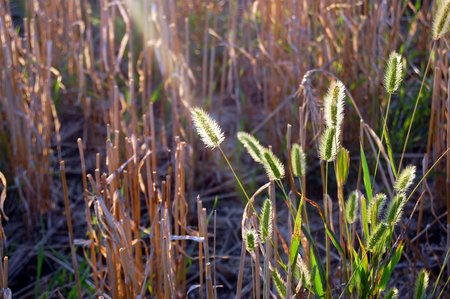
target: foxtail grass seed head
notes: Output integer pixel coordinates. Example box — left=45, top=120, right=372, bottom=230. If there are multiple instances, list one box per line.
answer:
left=384, top=51, right=404, bottom=94
left=260, top=198, right=273, bottom=243
left=367, top=222, right=388, bottom=252
left=336, top=147, right=350, bottom=186
left=414, top=269, right=429, bottom=299
left=261, top=149, right=285, bottom=180
left=432, top=0, right=450, bottom=40
left=272, top=269, right=287, bottom=297
left=385, top=193, right=406, bottom=226
left=297, top=255, right=311, bottom=287
left=394, top=165, right=416, bottom=193
left=345, top=190, right=360, bottom=224
left=319, top=126, right=340, bottom=162
left=324, top=80, right=345, bottom=128
left=385, top=288, right=399, bottom=299
left=191, top=107, right=224, bottom=149
left=237, top=131, right=265, bottom=163
left=291, top=143, right=306, bottom=178
left=244, top=228, right=258, bottom=253
left=369, top=193, right=387, bottom=224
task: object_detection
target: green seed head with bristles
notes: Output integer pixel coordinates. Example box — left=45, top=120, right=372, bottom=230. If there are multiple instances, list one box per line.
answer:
left=244, top=228, right=258, bottom=253
left=191, top=107, right=225, bottom=149
left=384, top=51, right=404, bottom=94
left=394, top=165, right=416, bottom=193
left=291, top=143, right=306, bottom=178
left=385, top=193, right=406, bottom=226
left=297, top=255, right=311, bottom=287
left=323, top=80, right=346, bottom=128
left=260, top=198, right=273, bottom=243
left=345, top=190, right=360, bottom=224
left=369, top=193, right=387, bottom=225
left=272, top=269, right=287, bottom=297
left=432, top=0, right=450, bottom=40
left=261, top=149, right=285, bottom=180
left=237, top=131, right=265, bottom=164
left=319, top=126, right=340, bottom=162
left=414, top=269, right=429, bottom=299
left=367, top=222, right=388, bottom=252
left=385, top=288, right=399, bottom=299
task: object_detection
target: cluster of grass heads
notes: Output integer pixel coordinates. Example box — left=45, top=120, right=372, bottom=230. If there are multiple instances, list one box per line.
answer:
left=190, top=5, right=450, bottom=295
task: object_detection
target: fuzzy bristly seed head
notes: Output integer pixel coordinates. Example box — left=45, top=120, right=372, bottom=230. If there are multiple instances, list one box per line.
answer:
left=319, top=126, right=340, bottom=162
left=345, top=190, right=360, bottom=224
left=385, top=193, right=406, bottom=226
left=367, top=222, right=388, bottom=252
left=297, top=255, right=311, bottom=287
left=291, top=143, right=306, bottom=178
left=260, top=198, right=273, bottom=243
left=261, top=149, right=285, bottom=180
left=237, top=131, right=265, bottom=163
left=414, top=269, right=429, bottom=299
left=385, top=288, right=399, bottom=299
left=369, top=193, right=387, bottom=225
left=272, top=269, right=287, bottom=297
left=432, top=0, right=450, bottom=40
left=244, top=228, right=258, bottom=253
left=394, top=165, right=416, bottom=193
left=324, top=80, right=345, bottom=128
left=384, top=51, right=404, bottom=94
left=191, top=107, right=224, bottom=149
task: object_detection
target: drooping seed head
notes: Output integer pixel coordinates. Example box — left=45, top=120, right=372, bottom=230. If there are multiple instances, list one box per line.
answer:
left=272, top=269, right=287, bottom=297
left=261, top=148, right=285, bottom=180
left=191, top=107, right=224, bottom=149
left=345, top=190, right=360, bottom=224
left=432, top=0, right=450, bottom=40
left=414, top=269, right=429, bottom=299
left=384, top=51, right=404, bottom=94
left=323, top=80, right=345, bottom=128
left=394, top=165, right=416, bottom=193
left=244, top=228, right=258, bottom=253
left=291, top=143, right=306, bottom=178
left=385, top=288, right=399, bottom=299
left=260, top=198, right=273, bottom=243
left=237, top=131, right=265, bottom=164
left=319, top=126, right=340, bottom=162
left=367, top=222, right=388, bottom=252
left=385, top=193, right=406, bottom=226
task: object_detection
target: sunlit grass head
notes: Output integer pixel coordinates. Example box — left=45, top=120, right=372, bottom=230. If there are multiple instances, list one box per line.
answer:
left=323, top=80, right=345, bottom=128
left=319, top=126, right=340, bottom=162
left=191, top=107, right=225, bottom=149
left=291, top=143, right=306, bottom=178
left=384, top=51, right=404, bottom=94
left=261, top=148, right=285, bottom=180
left=394, top=165, right=416, bottom=194
left=432, top=0, right=450, bottom=40
left=237, top=131, right=265, bottom=164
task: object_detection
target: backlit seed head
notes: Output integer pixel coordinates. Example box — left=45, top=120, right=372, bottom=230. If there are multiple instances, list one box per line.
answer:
left=297, top=255, right=311, bottom=287
left=414, top=269, right=429, bottom=299
left=369, top=193, right=387, bottom=225
left=260, top=198, right=273, bottom=243
left=432, top=0, right=450, bottom=40
left=261, top=149, right=285, bottom=180
left=272, top=269, right=287, bottom=297
left=384, top=51, right=404, bottom=94
left=394, top=165, right=416, bottom=193
left=345, top=190, right=360, bottom=224
left=385, top=288, right=399, bottom=299
left=385, top=193, right=406, bottom=226
left=244, top=228, right=258, bottom=253
left=319, top=126, right=340, bottom=162
left=291, top=143, right=306, bottom=178
left=237, top=131, right=265, bottom=164
left=191, top=107, right=225, bottom=149
left=324, top=80, right=345, bottom=128
left=367, top=222, right=388, bottom=252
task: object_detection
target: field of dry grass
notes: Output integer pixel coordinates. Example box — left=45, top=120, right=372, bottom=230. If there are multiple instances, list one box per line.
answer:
left=0, top=0, right=450, bottom=298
